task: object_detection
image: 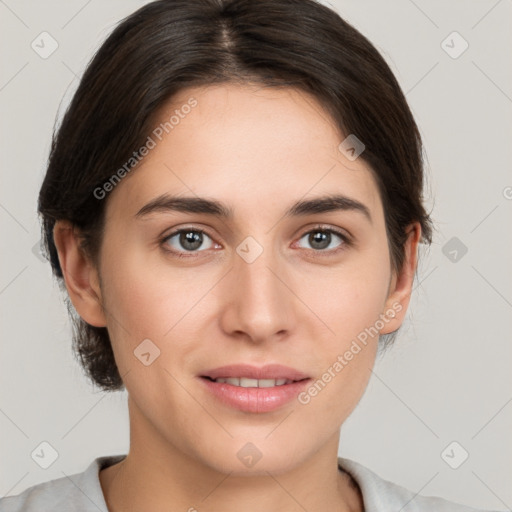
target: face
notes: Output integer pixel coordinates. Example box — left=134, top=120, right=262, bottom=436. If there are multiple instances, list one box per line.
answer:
left=60, top=83, right=417, bottom=475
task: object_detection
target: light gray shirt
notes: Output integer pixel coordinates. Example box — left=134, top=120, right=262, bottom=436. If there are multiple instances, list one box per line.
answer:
left=0, top=455, right=498, bottom=511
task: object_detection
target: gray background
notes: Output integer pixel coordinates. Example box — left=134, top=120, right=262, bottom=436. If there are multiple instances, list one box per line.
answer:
left=1, top=0, right=511, bottom=509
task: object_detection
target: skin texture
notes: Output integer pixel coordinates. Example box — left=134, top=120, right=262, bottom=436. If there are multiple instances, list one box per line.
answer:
left=54, top=83, right=421, bottom=512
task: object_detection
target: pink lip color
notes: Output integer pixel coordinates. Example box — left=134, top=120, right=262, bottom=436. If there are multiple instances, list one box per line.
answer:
left=199, top=378, right=311, bottom=413
left=199, top=364, right=311, bottom=413
left=201, top=364, right=310, bottom=381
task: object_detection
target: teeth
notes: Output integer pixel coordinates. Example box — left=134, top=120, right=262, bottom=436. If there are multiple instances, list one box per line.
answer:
left=212, top=377, right=294, bottom=387
left=259, top=379, right=279, bottom=387
left=240, top=377, right=258, bottom=387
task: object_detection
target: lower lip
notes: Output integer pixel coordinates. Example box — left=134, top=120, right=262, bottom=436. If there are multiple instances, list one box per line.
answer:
left=199, top=377, right=311, bottom=413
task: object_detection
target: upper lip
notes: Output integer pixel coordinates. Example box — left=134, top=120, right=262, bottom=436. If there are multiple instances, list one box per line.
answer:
left=201, top=364, right=310, bottom=381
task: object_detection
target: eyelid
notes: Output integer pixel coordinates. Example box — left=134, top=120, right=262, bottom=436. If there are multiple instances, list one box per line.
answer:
left=297, top=223, right=351, bottom=241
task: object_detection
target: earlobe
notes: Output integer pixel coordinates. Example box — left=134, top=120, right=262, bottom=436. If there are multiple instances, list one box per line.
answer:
left=53, top=221, right=107, bottom=328
left=379, top=223, right=422, bottom=335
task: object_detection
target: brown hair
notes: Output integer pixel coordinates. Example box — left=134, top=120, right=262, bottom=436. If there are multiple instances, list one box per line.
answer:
left=39, top=0, right=434, bottom=391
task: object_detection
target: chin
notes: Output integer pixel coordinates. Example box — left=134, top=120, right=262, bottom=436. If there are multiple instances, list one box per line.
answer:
left=194, top=438, right=308, bottom=477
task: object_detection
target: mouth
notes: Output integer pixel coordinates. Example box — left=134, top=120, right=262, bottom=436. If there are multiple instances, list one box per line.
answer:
left=201, top=376, right=302, bottom=387
left=198, top=364, right=311, bottom=413
left=200, top=363, right=310, bottom=382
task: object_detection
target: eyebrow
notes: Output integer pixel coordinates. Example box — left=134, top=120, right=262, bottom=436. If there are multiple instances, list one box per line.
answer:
left=135, top=193, right=372, bottom=223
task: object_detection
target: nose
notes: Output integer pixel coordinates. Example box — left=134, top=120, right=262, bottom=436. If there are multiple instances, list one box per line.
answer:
left=218, top=240, right=296, bottom=345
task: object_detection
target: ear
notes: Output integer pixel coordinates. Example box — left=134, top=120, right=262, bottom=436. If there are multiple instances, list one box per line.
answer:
left=379, top=222, right=422, bottom=335
left=53, top=221, right=106, bottom=327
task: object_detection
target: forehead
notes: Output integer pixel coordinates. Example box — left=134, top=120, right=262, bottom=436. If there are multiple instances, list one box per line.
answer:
left=106, top=83, right=383, bottom=223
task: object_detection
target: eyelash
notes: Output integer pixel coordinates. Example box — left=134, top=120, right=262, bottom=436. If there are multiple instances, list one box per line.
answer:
left=160, top=225, right=352, bottom=259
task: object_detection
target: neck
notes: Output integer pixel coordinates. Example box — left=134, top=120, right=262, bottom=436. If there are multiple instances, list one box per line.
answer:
left=99, top=399, right=363, bottom=512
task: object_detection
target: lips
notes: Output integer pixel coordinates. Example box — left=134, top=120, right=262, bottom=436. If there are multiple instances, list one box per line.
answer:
left=200, top=364, right=310, bottom=382
left=198, top=364, right=311, bottom=413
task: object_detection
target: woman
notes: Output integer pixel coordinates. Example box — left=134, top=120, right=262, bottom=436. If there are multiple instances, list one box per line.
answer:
left=0, top=0, right=499, bottom=510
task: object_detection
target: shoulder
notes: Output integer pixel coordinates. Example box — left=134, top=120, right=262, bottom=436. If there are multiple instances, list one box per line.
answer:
left=0, top=455, right=126, bottom=512
left=338, top=457, right=499, bottom=512
left=0, top=474, right=85, bottom=512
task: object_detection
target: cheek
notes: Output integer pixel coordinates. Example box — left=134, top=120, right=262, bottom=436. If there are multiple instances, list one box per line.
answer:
left=291, top=249, right=391, bottom=411
left=98, top=245, right=219, bottom=370
left=100, top=238, right=190, bottom=325
left=304, top=253, right=391, bottom=346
